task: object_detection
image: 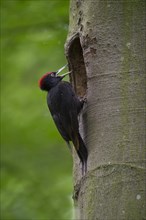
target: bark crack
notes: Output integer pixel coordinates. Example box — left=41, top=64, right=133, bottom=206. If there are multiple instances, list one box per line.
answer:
left=73, top=162, right=146, bottom=201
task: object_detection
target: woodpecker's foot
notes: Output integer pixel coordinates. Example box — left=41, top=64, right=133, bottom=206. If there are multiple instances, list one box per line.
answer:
left=79, top=95, right=87, bottom=103
left=79, top=96, right=87, bottom=108
left=82, top=96, right=87, bottom=104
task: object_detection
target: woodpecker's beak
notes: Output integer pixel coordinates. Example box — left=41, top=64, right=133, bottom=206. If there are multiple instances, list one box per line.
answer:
left=56, top=64, right=68, bottom=75
left=61, top=71, right=71, bottom=78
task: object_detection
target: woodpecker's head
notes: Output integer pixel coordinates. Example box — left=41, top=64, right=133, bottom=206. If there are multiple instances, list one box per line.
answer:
left=39, top=65, right=70, bottom=91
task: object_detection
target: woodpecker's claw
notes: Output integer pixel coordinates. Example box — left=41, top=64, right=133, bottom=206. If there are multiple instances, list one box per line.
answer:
left=82, top=96, right=87, bottom=103
left=79, top=95, right=87, bottom=104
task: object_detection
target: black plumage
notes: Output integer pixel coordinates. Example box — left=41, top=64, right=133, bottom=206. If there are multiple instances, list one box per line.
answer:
left=39, top=70, right=88, bottom=174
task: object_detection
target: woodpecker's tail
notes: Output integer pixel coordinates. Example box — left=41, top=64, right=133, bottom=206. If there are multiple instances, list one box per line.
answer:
left=73, top=133, right=88, bottom=175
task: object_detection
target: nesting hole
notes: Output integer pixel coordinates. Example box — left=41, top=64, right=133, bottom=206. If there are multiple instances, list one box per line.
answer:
left=67, top=37, right=87, bottom=98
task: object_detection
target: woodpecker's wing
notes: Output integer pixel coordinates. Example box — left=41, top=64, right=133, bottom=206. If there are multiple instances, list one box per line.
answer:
left=47, top=81, right=80, bottom=146
left=47, top=81, right=88, bottom=172
left=51, top=113, right=71, bottom=141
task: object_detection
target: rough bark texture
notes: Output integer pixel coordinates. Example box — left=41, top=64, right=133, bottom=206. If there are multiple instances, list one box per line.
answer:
left=65, top=1, right=146, bottom=219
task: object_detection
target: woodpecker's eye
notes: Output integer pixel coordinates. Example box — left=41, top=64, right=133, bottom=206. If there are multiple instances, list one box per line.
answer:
left=50, top=72, right=56, bottom=77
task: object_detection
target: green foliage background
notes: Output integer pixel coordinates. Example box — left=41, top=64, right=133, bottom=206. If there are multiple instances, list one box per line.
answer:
left=0, top=1, right=73, bottom=219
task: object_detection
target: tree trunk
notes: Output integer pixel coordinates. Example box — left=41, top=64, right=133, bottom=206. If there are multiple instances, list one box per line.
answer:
left=65, top=1, right=146, bottom=219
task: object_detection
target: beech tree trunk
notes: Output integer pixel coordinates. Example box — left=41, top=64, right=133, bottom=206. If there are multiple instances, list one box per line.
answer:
left=65, top=1, right=146, bottom=219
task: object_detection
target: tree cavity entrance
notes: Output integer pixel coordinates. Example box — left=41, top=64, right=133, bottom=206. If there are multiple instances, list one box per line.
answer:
left=67, top=36, right=87, bottom=98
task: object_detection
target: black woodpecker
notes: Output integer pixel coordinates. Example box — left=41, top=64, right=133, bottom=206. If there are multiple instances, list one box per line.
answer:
left=39, top=65, right=88, bottom=175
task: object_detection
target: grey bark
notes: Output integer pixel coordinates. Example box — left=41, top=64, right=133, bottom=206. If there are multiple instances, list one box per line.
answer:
left=65, top=1, right=146, bottom=220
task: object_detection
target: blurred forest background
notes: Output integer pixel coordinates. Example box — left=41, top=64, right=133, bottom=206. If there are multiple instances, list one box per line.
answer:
left=0, top=1, right=74, bottom=219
